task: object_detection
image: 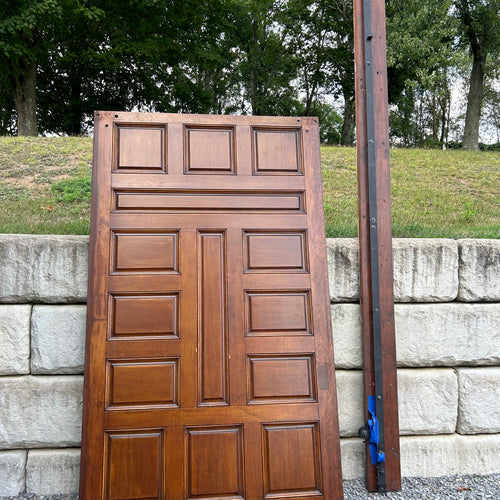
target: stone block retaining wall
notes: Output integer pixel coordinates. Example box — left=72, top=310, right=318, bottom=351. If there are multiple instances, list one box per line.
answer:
left=0, top=235, right=499, bottom=496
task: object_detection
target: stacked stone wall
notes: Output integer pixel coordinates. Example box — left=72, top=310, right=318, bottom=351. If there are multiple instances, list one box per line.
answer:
left=0, top=235, right=499, bottom=496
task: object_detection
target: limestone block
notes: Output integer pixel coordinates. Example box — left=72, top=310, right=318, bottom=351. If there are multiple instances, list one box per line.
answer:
left=0, top=376, right=83, bottom=448
left=0, top=450, right=26, bottom=496
left=340, top=438, right=365, bottom=480
left=0, top=305, right=31, bottom=375
left=336, top=369, right=458, bottom=437
left=457, top=367, right=500, bottom=434
left=26, top=449, right=80, bottom=495
left=395, top=303, right=500, bottom=367
left=0, top=234, right=88, bottom=303
left=397, top=369, right=458, bottom=435
left=331, top=304, right=362, bottom=369
left=458, top=239, right=500, bottom=301
left=332, top=302, right=500, bottom=369
left=326, top=238, right=359, bottom=302
left=326, top=238, right=459, bottom=303
left=392, top=239, right=458, bottom=302
left=400, top=434, right=500, bottom=477
left=31, top=305, right=87, bottom=374
left=335, top=370, right=363, bottom=437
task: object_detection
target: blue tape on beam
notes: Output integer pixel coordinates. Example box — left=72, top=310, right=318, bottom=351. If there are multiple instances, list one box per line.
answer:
left=368, top=395, right=386, bottom=465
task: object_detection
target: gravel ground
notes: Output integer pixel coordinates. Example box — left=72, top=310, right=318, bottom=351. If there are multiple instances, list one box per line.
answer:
left=1, top=475, right=499, bottom=499
left=343, top=474, right=500, bottom=499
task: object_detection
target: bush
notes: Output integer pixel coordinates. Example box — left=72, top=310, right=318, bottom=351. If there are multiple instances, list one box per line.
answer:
left=479, top=142, right=500, bottom=151
left=446, top=141, right=462, bottom=149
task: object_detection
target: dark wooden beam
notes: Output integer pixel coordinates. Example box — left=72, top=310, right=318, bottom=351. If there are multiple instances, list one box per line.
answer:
left=354, top=0, right=401, bottom=492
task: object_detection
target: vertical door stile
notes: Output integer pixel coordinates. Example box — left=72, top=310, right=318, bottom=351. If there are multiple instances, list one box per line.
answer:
left=80, top=111, right=113, bottom=499
left=227, top=227, right=246, bottom=408
left=180, top=228, right=197, bottom=410
left=302, top=117, right=344, bottom=500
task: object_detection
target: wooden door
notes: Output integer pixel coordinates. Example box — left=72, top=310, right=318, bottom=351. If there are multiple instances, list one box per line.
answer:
left=80, top=112, right=343, bottom=500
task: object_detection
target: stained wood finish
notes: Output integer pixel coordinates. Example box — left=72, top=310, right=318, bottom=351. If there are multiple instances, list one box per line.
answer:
left=80, top=112, right=343, bottom=499
left=354, top=0, right=402, bottom=492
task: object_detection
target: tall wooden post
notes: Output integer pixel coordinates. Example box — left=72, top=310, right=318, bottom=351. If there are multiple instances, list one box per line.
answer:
left=354, top=0, right=401, bottom=492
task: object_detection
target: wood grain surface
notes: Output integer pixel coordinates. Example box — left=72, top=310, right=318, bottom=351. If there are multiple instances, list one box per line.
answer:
left=80, top=112, right=343, bottom=499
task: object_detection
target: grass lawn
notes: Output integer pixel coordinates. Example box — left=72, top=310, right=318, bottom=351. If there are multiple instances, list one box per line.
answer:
left=0, top=136, right=93, bottom=234
left=0, top=137, right=499, bottom=238
left=322, top=147, right=500, bottom=238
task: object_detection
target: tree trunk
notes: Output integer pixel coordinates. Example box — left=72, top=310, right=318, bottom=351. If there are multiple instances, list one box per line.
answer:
left=462, top=52, right=486, bottom=150
left=431, top=93, right=437, bottom=142
left=439, top=88, right=450, bottom=145
left=12, top=58, right=38, bottom=136
left=341, top=95, right=354, bottom=145
left=68, top=72, right=83, bottom=135
left=249, top=22, right=258, bottom=115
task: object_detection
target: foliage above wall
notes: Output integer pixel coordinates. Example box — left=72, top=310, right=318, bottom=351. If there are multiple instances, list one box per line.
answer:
left=0, top=1, right=499, bottom=148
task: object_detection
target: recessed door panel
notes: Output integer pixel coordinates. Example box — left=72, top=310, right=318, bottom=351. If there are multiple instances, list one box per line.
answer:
left=185, top=126, right=236, bottom=174
left=263, top=423, right=322, bottom=498
left=110, top=294, right=179, bottom=339
left=112, top=231, right=178, bottom=274
left=244, top=231, right=308, bottom=273
left=106, top=358, right=179, bottom=408
left=253, top=127, right=302, bottom=174
left=105, top=430, right=163, bottom=500
left=198, top=231, right=228, bottom=406
left=116, top=126, right=166, bottom=171
left=113, top=190, right=305, bottom=212
left=186, top=426, right=244, bottom=499
left=246, top=291, right=312, bottom=336
left=247, top=355, right=317, bottom=404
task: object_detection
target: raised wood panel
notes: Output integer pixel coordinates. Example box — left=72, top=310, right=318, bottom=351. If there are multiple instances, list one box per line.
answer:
left=106, top=358, right=178, bottom=409
left=113, top=190, right=305, bottom=213
left=112, top=231, right=178, bottom=274
left=263, top=423, right=322, bottom=498
left=185, top=126, right=235, bottom=174
left=116, top=126, right=165, bottom=171
left=110, top=294, right=179, bottom=339
left=246, top=291, right=312, bottom=336
left=105, top=430, right=163, bottom=500
left=244, top=231, right=307, bottom=273
left=247, top=355, right=316, bottom=404
left=253, top=128, right=302, bottom=174
left=198, top=231, right=228, bottom=406
left=186, top=426, right=244, bottom=499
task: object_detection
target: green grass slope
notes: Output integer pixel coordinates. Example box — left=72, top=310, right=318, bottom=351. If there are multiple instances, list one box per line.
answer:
left=0, top=137, right=498, bottom=238
left=322, top=147, right=500, bottom=238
